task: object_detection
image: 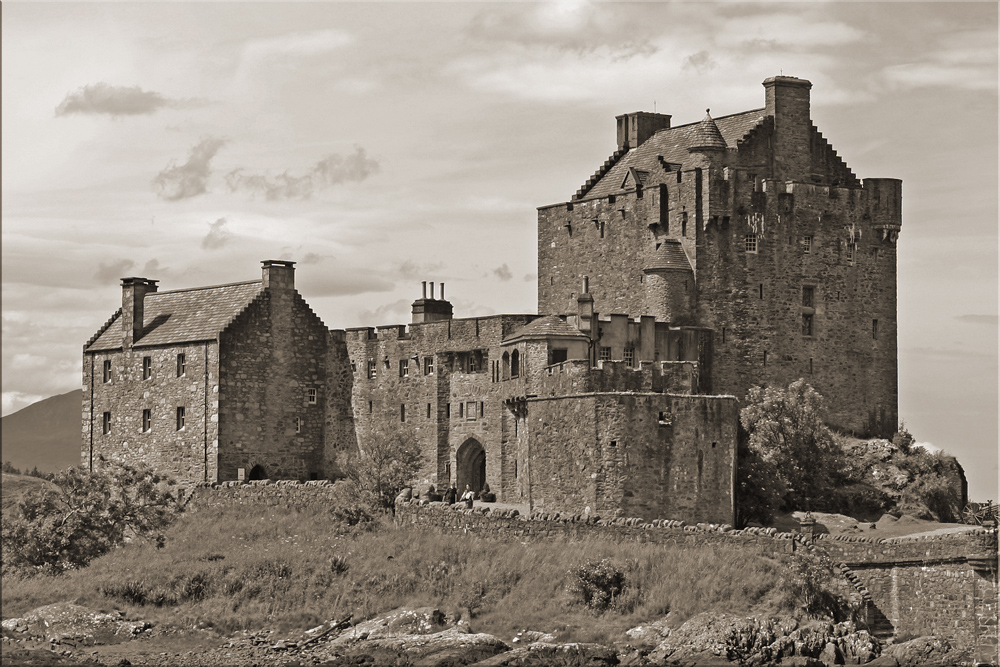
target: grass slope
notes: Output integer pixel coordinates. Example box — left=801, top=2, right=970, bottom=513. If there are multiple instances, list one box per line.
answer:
left=0, top=473, right=56, bottom=514
left=1, top=390, right=82, bottom=473
left=1, top=503, right=844, bottom=644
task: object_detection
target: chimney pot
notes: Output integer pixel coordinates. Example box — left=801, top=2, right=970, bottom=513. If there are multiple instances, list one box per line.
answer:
left=430, top=282, right=435, bottom=299
left=440, top=283, right=445, bottom=299
left=261, top=259, right=296, bottom=291
left=422, top=281, right=427, bottom=299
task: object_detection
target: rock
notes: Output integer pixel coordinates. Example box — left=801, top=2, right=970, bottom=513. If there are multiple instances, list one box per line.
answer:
left=866, top=636, right=969, bottom=667
left=469, top=641, right=617, bottom=666
left=818, top=641, right=843, bottom=665
left=625, top=616, right=672, bottom=645
left=511, top=630, right=556, bottom=644
left=0, top=603, right=149, bottom=646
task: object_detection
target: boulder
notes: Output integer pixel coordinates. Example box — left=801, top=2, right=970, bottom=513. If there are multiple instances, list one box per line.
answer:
left=866, top=636, right=969, bottom=667
left=0, top=602, right=149, bottom=646
left=469, top=641, right=618, bottom=666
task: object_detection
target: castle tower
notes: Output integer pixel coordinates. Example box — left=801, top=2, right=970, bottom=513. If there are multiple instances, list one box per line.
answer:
left=643, top=240, right=695, bottom=324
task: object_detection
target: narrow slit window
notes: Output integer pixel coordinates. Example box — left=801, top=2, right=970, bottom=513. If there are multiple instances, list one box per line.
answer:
left=802, top=313, right=814, bottom=336
left=459, top=402, right=464, bottom=418
left=400, top=404, right=406, bottom=423
left=368, top=400, right=373, bottom=414
left=367, top=359, right=376, bottom=379
left=176, top=353, right=186, bottom=377
left=142, top=356, right=152, bottom=380
left=102, top=411, right=111, bottom=435
left=802, top=286, right=815, bottom=308
left=763, top=351, right=768, bottom=368
left=176, top=406, right=185, bottom=431
left=681, top=212, right=688, bottom=237
left=872, top=319, right=879, bottom=340
left=296, top=417, right=303, bottom=433
left=141, top=409, right=151, bottom=433
left=103, top=360, right=112, bottom=383
left=446, top=403, right=451, bottom=418
left=399, top=358, right=409, bottom=377
left=759, top=284, right=764, bottom=299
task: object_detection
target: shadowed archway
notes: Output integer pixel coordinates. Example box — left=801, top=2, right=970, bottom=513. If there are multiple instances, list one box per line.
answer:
left=456, top=438, right=486, bottom=495
left=248, top=464, right=267, bottom=480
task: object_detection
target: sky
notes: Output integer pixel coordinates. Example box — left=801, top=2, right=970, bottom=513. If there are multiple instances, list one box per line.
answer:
left=2, top=2, right=997, bottom=500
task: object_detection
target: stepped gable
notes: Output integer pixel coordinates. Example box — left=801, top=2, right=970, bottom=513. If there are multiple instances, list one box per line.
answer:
left=503, top=315, right=587, bottom=344
left=585, top=108, right=765, bottom=198
left=645, top=239, right=693, bottom=272
left=85, top=280, right=264, bottom=351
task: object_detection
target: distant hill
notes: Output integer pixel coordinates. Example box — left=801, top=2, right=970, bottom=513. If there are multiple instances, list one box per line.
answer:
left=1, top=390, right=82, bottom=473
left=1, top=472, right=57, bottom=513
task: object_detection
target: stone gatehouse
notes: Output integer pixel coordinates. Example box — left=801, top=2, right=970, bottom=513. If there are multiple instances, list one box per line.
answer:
left=83, top=75, right=900, bottom=525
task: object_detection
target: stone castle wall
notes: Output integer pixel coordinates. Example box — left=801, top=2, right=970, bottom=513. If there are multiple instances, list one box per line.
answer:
left=83, top=341, right=220, bottom=486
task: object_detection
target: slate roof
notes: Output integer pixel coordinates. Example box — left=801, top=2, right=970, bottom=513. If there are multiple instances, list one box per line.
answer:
left=86, top=280, right=264, bottom=351
left=504, top=315, right=588, bottom=344
left=584, top=108, right=766, bottom=198
left=645, top=239, right=693, bottom=272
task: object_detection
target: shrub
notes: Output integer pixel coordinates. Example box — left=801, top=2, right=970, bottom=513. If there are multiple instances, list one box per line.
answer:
left=566, top=558, right=628, bottom=613
left=1, top=463, right=181, bottom=576
left=337, top=423, right=423, bottom=511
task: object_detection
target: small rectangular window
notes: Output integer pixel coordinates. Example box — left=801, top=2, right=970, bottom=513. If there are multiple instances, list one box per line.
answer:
left=479, top=402, right=484, bottom=417
left=142, top=356, right=152, bottom=380
left=142, top=409, right=151, bottom=433
left=846, top=242, right=855, bottom=262
left=424, top=357, right=434, bottom=375
left=176, top=406, right=185, bottom=431
left=367, top=359, right=376, bottom=379
left=295, top=416, right=303, bottom=433
left=802, top=286, right=814, bottom=308
left=176, top=353, right=186, bottom=377
left=466, top=401, right=476, bottom=421
left=872, top=319, right=879, bottom=340
left=103, top=360, right=112, bottom=383
left=803, top=236, right=813, bottom=253
left=468, top=353, right=480, bottom=373
left=681, top=212, right=688, bottom=237
left=308, top=388, right=317, bottom=404
left=102, top=411, right=111, bottom=435
left=445, top=403, right=451, bottom=418
left=802, top=313, right=814, bottom=336
left=599, top=347, right=612, bottom=362
left=551, top=348, right=568, bottom=364
left=399, top=359, right=409, bottom=377
left=427, top=403, right=431, bottom=418
left=400, top=404, right=406, bottom=423
left=745, top=233, right=758, bottom=253
left=351, top=361, right=357, bottom=373
left=459, top=402, right=464, bottom=418
left=623, top=347, right=635, bottom=367
left=599, top=221, right=605, bottom=238
left=368, top=400, right=373, bottom=413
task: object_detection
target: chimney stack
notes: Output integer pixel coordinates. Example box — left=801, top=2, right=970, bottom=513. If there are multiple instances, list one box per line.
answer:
left=576, top=275, right=594, bottom=333
left=262, top=259, right=296, bottom=291
left=763, top=76, right=813, bottom=182
left=411, top=281, right=453, bottom=324
left=121, top=277, right=158, bottom=349
left=616, top=111, right=672, bottom=151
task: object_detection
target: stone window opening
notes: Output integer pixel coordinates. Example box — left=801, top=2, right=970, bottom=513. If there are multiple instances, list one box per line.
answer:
left=424, top=356, right=434, bottom=375
left=351, top=361, right=357, bottom=373
left=872, top=319, right=879, bottom=340
left=466, top=401, right=476, bottom=421
left=102, top=411, right=111, bottom=435
left=103, top=360, right=112, bottom=383
left=308, top=388, right=317, bottom=404
left=367, top=359, right=376, bottom=379
left=599, top=221, right=605, bottom=238
left=176, top=406, right=185, bottom=431
left=426, top=403, right=431, bottom=418
left=681, top=212, right=688, bottom=237
left=599, top=347, right=612, bottom=362
left=368, top=400, right=373, bottom=414
left=624, top=347, right=635, bottom=367
left=399, top=359, right=409, bottom=378
left=609, top=440, right=617, bottom=447
left=383, top=356, right=391, bottom=369
left=176, top=353, right=186, bottom=377
left=400, top=405, right=406, bottom=423
left=803, top=236, right=813, bottom=253
left=142, top=356, right=152, bottom=380
left=514, top=460, right=518, bottom=479
left=479, top=402, right=484, bottom=418
left=446, top=403, right=451, bottom=418
left=802, top=286, right=815, bottom=308
left=721, top=328, right=726, bottom=344
left=763, top=351, right=768, bottom=368
left=460, top=402, right=465, bottom=418
left=802, top=313, right=814, bottom=336
left=846, top=242, right=855, bottom=262
left=296, top=417, right=303, bottom=433
left=759, top=284, right=764, bottom=299
left=502, top=352, right=510, bottom=380
left=809, top=358, right=814, bottom=374
left=745, top=233, right=758, bottom=253
left=511, top=350, right=520, bottom=378
left=550, top=348, right=568, bottom=365
left=141, top=409, right=151, bottom=433
left=658, top=411, right=673, bottom=426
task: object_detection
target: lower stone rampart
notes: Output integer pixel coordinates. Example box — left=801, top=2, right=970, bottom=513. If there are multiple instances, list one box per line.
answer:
left=184, top=483, right=998, bottom=663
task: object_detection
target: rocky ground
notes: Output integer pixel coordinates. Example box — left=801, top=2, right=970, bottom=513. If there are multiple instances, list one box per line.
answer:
left=0, top=602, right=977, bottom=667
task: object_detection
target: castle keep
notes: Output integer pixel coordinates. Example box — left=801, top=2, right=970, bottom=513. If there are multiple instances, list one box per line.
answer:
left=83, top=76, right=900, bottom=525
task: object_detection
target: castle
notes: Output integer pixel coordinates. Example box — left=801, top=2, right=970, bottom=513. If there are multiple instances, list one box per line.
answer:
left=83, top=76, right=900, bottom=525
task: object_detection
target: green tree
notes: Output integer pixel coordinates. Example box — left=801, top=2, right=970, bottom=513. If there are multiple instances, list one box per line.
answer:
left=1, top=463, right=180, bottom=576
left=337, top=423, right=423, bottom=511
left=740, top=379, right=843, bottom=512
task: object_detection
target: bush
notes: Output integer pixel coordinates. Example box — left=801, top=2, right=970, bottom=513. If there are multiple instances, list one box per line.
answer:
left=337, top=423, right=423, bottom=511
left=566, top=558, right=629, bottom=613
left=1, top=463, right=181, bottom=576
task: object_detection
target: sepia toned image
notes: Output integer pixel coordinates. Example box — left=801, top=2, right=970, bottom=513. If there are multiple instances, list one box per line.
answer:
left=2, top=3, right=997, bottom=666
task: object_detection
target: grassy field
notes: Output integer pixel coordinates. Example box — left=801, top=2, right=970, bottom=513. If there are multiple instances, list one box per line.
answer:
left=0, top=501, right=849, bottom=644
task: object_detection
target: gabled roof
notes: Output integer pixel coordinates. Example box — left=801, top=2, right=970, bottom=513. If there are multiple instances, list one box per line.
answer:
left=585, top=108, right=766, bottom=198
left=85, top=280, right=264, bottom=352
left=503, top=315, right=588, bottom=344
left=645, top=239, right=693, bottom=272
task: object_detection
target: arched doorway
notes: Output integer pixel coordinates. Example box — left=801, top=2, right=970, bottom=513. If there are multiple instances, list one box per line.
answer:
left=456, top=439, right=486, bottom=496
left=248, top=464, right=267, bottom=480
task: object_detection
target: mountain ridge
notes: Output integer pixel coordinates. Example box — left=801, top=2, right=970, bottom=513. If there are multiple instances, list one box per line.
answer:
left=2, top=390, right=82, bottom=472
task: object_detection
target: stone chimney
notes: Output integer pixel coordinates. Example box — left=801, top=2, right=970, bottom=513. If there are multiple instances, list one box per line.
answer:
left=616, top=111, right=672, bottom=151
left=576, top=276, right=594, bottom=333
left=262, top=259, right=296, bottom=291
left=121, top=277, right=158, bottom=349
left=411, top=281, right=453, bottom=324
left=763, top=76, right=812, bottom=182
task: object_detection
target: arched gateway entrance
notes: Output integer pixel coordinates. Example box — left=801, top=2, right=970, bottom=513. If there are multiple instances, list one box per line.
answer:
left=456, top=439, right=486, bottom=495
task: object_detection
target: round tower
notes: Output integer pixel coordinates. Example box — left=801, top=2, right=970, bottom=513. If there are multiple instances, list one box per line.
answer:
left=643, top=239, right=695, bottom=324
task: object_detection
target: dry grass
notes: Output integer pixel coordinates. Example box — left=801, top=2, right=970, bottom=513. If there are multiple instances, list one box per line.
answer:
left=1, top=502, right=846, bottom=643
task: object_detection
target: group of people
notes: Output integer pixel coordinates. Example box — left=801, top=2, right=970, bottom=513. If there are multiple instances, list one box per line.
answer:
left=443, top=483, right=476, bottom=508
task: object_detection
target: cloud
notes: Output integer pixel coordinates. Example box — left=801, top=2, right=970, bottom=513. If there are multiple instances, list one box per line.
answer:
left=152, top=138, right=227, bottom=201
left=241, top=29, right=355, bottom=62
left=523, top=273, right=537, bottom=282
left=879, top=28, right=997, bottom=92
left=202, top=218, right=234, bottom=250
left=955, top=314, right=998, bottom=325
left=225, top=146, right=379, bottom=201
left=398, top=260, right=445, bottom=280
left=492, top=264, right=513, bottom=281
left=142, top=259, right=165, bottom=275
left=95, top=259, right=135, bottom=284
left=54, top=82, right=198, bottom=117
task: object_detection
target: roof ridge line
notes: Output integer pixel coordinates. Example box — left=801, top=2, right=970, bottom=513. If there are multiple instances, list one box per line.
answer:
left=655, top=107, right=766, bottom=133
left=148, top=279, right=262, bottom=296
